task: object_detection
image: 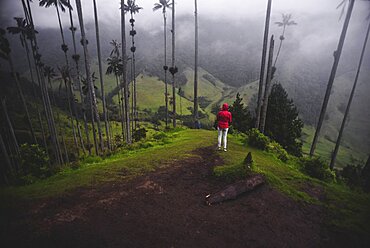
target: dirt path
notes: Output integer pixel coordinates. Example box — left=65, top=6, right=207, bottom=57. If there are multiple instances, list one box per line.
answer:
left=2, top=147, right=330, bottom=248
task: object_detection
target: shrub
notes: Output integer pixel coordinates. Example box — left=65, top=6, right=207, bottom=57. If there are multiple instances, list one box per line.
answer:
left=267, top=141, right=289, bottom=162
left=300, top=157, right=335, bottom=182
left=340, top=164, right=363, bottom=188
left=133, top=128, right=147, bottom=142
left=247, top=128, right=270, bottom=150
left=153, top=131, right=168, bottom=140
left=18, top=143, right=50, bottom=183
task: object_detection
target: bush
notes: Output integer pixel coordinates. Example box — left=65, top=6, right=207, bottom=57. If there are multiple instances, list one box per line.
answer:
left=247, top=128, right=270, bottom=150
left=267, top=141, right=289, bottom=162
left=133, top=128, right=147, bottom=142
left=300, top=157, right=335, bottom=182
left=153, top=131, right=168, bottom=140
left=340, top=164, right=363, bottom=188
left=18, top=143, right=50, bottom=183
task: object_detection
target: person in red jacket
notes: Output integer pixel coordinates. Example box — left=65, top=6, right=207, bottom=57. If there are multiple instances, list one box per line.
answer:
left=217, top=103, right=232, bottom=151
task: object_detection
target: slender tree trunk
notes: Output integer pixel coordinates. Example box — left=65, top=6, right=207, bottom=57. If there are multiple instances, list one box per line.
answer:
left=121, top=0, right=131, bottom=144
left=65, top=81, right=79, bottom=155
left=130, top=12, right=138, bottom=130
left=193, top=0, right=199, bottom=128
left=0, top=133, right=13, bottom=179
left=163, top=13, right=169, bottom=128
left=310, top=0, right=355, bottom=156
left=260, top=35, right=275, bottom=133
left=75, top=0, right=102, bottom=154
left=23, top=0, right=63, bottom=165
left=330, top=19, right=370, bottom=170
left=7, top=56, right=37, bottom=144
left=273, top=26, right=285, bottom=67
left=93, top=0, right=110, bottom=150
left=115, top=75, right=124, bottom=137
left=68, top=0, right=89, bottom=155
left=1, top=98, right=20, bottom=156
left=171, top=0, right=176, bottom=128
left=256, top=0, right=272, bottom=130
left=23, top=35, right=48, bottom=151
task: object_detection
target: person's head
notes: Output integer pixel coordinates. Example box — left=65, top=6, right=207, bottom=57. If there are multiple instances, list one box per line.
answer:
left=222, top=103, right=229, bottom=111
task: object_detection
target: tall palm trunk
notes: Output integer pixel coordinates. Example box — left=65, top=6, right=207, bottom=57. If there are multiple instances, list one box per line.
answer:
left=23, top=0, right=63, bottom=165
left=193, top=0, right=199, bottom=128
left=273, top=26, right=286, bottom=67
left=21, top=29, right=48, bottom=151
left=330, top=19, right=370, bottom=169
left=7, top=55, right=37, bottom=144
left=163, top=11, right=169, bottom=128
left=55, top=4, right=70, bottom=67
left=129, top=11, right=138, bottom=130
left=260, top=35, right=275, bottom=133
left=1, top=98, right=20, bottom=156
left=93, top=0, right=110, bottom=150
left=64, top=80, right=79, bottom=154
left=310, top=0, right=355, bottom=156
left=115, top=74, right=124, bottom=137
left=121, top=0, right=131, bottom=144
left=75, top=0, right=102, bottom=154
left=171, top=0, right=176, bottom=128
left=0, top=133, right=13, bottom=179
left=68, top=0, right=89, bottom=155
left=256, top=0, right=272, bottom=130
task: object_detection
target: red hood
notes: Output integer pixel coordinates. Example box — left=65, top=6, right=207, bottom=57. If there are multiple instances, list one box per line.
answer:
left=222, top=103, right=229, bottom=111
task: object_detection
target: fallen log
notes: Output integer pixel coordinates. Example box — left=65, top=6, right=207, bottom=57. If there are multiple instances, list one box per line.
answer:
left=205, top=174, right=265, bottom=205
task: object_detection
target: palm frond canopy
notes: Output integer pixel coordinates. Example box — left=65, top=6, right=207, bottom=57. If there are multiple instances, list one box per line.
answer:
left=39, top=0, right=72, bottom=12
left=153, top=0, right=172, bottom=12
left=275, top=13, right=297, bottom=27
left=43, top=66, right=57, bottom=79
left=124, top=0, right=143, bottom=14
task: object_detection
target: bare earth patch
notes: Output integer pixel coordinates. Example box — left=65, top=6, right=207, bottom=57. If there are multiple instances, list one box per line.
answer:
left=2, top=147, right=337, bottom=248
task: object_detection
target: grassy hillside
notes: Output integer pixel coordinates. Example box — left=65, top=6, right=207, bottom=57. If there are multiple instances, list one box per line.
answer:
left=1, top=129, right=369, bottom=243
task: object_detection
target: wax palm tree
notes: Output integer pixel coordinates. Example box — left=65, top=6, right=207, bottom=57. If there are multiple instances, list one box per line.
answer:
left=56, top=65, right=79, bottom=154
left=0, top=28, right=37, bottom=144
left=106, top=56, right=125, bottom=136
left=75, top=0, right=103, bottom=154
left=92, top=0, right=110, bottom=150
left=21, top=0, right=64, bottom=165
left=256, top=0, right=273, bottom=130
left=330, top=16, right=370, bottom=169
left=153, top=0, right=172, bottom=128
left=193, top=0, right=199, bottom=128
left=169, top=0, right=178, bottom=127
left=124, top=0, right=142, bottom=130
left=121, top=0, right=131, bottom=143
left=67, top=0, right=88, bottom=155
left=310, top=0, right=355, bottom=156
left=7, top=17, right=50, bottom=150
left=273, top=13, right=297, bottom=67
left=39, top=0, right=72, bottom=65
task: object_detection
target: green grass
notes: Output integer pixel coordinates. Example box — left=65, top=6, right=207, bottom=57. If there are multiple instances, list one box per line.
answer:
left=213, top=132, right=370, bottom=238
left=0, top=129, right=215, bottom=200
left=301, top=126, right=367, bottom=168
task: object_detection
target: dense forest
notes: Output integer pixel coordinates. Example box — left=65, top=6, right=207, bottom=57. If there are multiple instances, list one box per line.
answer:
left=0, top=0, right=370, bottom=247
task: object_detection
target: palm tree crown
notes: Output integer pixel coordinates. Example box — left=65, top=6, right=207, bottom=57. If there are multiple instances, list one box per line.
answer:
left=153, top=0, right=172, bottom=13
left=39, top=0, right=72, bottom=12
left=124, top=0, right=143, bottom=14
left=275, top=14, right=297, bottom=40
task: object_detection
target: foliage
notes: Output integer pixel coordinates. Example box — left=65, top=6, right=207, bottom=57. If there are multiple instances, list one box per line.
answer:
left=229, top=93, right=253, bottom=133
left=339, top=164, right=363, bottom=188
left=267, top=141, right=289, bottom=162
left=247, top=128, right=270, bottom=150
left=265, top=83, right=303, bottom=156
left=213, top=163, right=249, bottom=181
left=18, top=143, right=50, bottom=184
left=132, top=127, right=147, bottom=142
left=300, top=157, right=335, bottom=182
left=362, top=156, right=370, bottom=192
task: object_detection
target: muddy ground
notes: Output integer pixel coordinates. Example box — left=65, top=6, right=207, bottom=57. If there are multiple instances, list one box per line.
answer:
left=0, top=147, right=361, bottom=247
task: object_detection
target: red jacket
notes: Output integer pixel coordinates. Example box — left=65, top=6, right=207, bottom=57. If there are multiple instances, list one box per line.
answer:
left=217, top=103, right=232, bottom=129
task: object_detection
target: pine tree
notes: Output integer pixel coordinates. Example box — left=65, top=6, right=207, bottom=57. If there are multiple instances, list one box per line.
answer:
left=229, top=93, right=252, bottom=133
left=265, top=83, right=303, bottom=156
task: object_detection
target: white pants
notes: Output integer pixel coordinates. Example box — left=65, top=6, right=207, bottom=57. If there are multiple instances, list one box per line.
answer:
left=217, top=127, right=229, bottom=149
